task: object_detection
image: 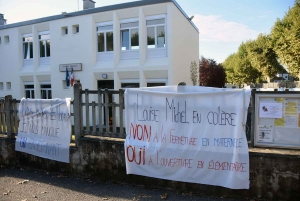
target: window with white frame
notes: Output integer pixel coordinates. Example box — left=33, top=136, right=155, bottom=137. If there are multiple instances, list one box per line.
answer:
left=39, top=33, right=50, bottom=58
left=121, top=82, right=139, bottom=88
left=147, top=79, right=167, bottom=87
left=4, top=35, right=9, bottom=43
left=61, top=26, right=68, bottom=35
left=6, top=82, right=11, bottom=90
left=120, top=20, right=139, bottom=50
left=0, top=82, right=3, bottom=90
left=147, top=82, right=166, bottom=87
left=25, top=84, right=35, bottom=99
left=146, top=16, right=166, bottom=49
left=41, top=84, right=52, bottom=99
left=23, top=35, right=33, bottom=59
left=97, top=23, right=113, bottom=52
left=73, top=24, right=79, bottom=34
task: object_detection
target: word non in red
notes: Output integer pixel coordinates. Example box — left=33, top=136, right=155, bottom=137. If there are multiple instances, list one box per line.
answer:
left=129, top=123, right=151, bottom=142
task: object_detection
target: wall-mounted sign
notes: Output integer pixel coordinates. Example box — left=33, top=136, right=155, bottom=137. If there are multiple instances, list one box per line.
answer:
left=59, top=63, right=82, bottom=72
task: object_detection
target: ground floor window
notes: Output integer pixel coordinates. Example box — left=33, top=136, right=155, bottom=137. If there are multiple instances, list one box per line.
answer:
left=41, top=84, right=52, bottom=99
left=25, top=85, right=34, bottom=99
left=121, top=83, right=140, bottom=88
left=147, top=82, right=166, bottom=87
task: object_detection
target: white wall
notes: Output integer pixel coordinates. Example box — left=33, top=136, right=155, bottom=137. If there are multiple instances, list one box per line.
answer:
left=0, top=1, right=199, bottom=100
left=170, top=4, right=199, bottom=86
left=0, top=27, right=22, bottom=98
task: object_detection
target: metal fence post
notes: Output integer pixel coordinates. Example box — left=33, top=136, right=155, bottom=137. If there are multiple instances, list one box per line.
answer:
left=5, top=95, right=14, bottom=139
left=73, top=83, right=83, bottom=145
left=250, top=89, right=256, bottom=148
left=119, top=89, right=124, bottom=137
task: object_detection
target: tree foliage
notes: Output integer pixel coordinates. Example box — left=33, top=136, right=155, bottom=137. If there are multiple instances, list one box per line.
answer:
left=222, top=36, right=284, bottom=84
left=190, top=61, right=198, bottom=86
left=223, top=44, right=263, bottom=86
left=199, top=56, right=226, bottom=87
left=271, top=0, right=300, bottom=79
left=245, top=34, right=284, bottom=82
left=222, top=2, right=300, bottom=84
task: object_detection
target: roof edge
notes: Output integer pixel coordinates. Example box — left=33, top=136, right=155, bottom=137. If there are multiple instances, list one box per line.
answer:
left=0, top=0, right=198, bottom=32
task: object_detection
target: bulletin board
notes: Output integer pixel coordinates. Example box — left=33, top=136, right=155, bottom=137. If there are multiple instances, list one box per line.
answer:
left=254, top=93, right=300, bottom=149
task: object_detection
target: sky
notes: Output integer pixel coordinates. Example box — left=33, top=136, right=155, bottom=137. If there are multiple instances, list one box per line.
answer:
left=0, top=0, right=295, bottom=63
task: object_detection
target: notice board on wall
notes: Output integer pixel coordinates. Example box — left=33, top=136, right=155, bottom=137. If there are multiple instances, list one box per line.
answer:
left=254, top=93, right=300, bottom=149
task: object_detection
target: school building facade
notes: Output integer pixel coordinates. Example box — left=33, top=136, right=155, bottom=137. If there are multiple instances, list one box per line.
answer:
left=0, top=0, right=199, bottom=100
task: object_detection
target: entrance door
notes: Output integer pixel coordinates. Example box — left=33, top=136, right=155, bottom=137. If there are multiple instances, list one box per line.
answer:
left=98, top=80, right=114, bottom=126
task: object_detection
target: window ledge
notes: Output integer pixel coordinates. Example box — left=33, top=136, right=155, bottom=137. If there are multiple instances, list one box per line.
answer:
left=121, top=49, right=139, bottom=52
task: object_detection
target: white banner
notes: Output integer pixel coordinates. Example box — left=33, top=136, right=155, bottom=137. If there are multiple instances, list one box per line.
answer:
left=15, top=98, right=71, bottom=163
left=124, top=86, right=251, bottom=189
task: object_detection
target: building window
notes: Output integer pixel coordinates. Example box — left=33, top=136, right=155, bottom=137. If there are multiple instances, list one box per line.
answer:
left=0, top=82, right=3, bottom=90
left=6, top=82, right=11, bottom=90
left=121, top=83, right=139, bottom=88
left=23, top=36, right=33, bottom=59
left=73, top=25, right=79, bottom=34
left=120, top=21, right=139, bottom=50
left=97, top=24, right=113, bottom=52
left=39, top=34, right=50, bottom=58
left=0, top=37, right=1, bottom=45
left=25, top=85, right=35, bottom=99
left=41, top=84, right=52, bottom=99
left=147, top=83, right=166, bottom=87
left=146, top=17, right=165, bottom=48
left=61, top=26, right=68, bottom=35
left=4, top=35, right=9, bottom=43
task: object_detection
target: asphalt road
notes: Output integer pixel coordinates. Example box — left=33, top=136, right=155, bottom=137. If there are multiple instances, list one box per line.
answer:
left=0, top=166, right=249, bottom=201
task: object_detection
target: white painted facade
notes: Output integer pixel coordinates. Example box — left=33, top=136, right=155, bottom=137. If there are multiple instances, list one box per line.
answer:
left=0, top=0, right=199, bottom=100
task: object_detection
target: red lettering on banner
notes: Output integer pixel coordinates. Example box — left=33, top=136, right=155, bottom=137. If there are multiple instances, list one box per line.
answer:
left=169, top=129, right=197, bottom=146
left=129, top=123, right=151, bottom=142
left=160, top=157, right=193, bottom=168
left=207, top=160, right=247, bottom=172
left=126, top=145, right=146, bottom=165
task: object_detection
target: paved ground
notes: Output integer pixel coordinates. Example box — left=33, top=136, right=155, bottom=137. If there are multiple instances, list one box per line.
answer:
left=0, top=166, right=249, bottom=201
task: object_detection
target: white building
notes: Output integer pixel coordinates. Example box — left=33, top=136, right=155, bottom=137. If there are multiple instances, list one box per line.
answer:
left=0, top=0, right=199, bottom=100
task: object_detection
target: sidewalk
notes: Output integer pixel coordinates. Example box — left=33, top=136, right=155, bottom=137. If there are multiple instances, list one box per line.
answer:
left=0, top=166, right=248, bottom=201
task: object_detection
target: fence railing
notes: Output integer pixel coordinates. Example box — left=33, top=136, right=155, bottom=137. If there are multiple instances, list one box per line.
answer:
left=0, top=83, right=125, bottom=146
left=73, top=83, right=125, bottom=142
left=1, top=84, right=297, bottom=147
left=0, top=96, right=20, bottom=138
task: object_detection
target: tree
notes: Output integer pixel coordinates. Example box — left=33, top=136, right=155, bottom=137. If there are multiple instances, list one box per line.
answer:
left=271, top=0, right=300, bottom=79
left=222, top=43, right=263, bottom=86
left=190, top=61, right=198, bottom=86
left=199, top=56, right=226, bottom=88
left=246, top=34, right=284, bottom=82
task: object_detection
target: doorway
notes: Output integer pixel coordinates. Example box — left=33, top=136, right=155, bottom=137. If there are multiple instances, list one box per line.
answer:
left=98, top=80, right=114, bottom=126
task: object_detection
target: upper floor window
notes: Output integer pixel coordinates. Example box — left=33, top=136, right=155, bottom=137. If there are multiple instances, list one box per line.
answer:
left=39, top=33, right=50, bottom=58
left=146, top=16, right=165, bottom=49
left=4, top=35, right=9, bottom=43
left=97, top=23, right=113, bottom=52
left=6, top=82, right=11, bottom=90
left=61, top=26, right=68, bottom=35
left=0, top=37, right=1, bottom=45
left=73, top=24, right=79, bottom=34
left=23, top=35, right=33, bottom=59
left=120, top=20, right=139, bottom=50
